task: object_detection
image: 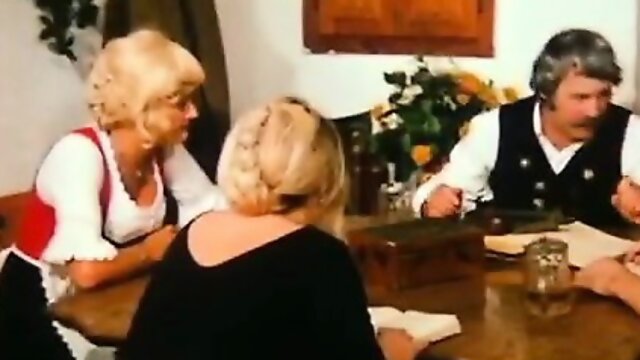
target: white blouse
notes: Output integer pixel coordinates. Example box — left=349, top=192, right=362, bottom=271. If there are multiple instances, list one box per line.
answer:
left=34, top=126, right=228, bottom=264
left=412, top=103, right=640, bottom=215
left=8, top=126, right=227, bottom=359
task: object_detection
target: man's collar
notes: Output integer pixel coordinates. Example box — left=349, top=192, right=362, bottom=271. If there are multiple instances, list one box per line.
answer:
left=533, top=101, right=543, bottom=137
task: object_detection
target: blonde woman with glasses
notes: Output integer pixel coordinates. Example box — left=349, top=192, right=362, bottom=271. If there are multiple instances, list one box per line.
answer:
left=118, top=98, right=425, bottom=360
left=0, top=29, right=226, bottom=360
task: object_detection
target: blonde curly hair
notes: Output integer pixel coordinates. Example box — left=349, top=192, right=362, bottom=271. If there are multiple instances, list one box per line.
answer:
left=87, top=29, right=204, bottom=148
left=217, top=97, right=347, bottom=237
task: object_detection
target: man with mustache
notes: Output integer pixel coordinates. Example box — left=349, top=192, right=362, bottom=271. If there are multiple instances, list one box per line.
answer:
left=413, top=28, right=640, bottom=226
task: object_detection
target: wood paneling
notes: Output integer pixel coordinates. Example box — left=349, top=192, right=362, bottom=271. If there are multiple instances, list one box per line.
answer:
left=318, top=0, right=393, bottom=36
left=304, top=0, right=494, bottom=56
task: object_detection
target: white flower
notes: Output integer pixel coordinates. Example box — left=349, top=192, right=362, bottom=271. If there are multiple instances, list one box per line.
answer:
left=405, top=84, right=423, bottom=97
left=383, top=113, right=403, bottom=130
left=370, top=102, right=394, bottom=135
left=396, top=84, right=423, bottom=105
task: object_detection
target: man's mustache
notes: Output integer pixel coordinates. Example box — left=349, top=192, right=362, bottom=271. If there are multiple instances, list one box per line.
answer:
left=571, top=116, right=602, bottom=129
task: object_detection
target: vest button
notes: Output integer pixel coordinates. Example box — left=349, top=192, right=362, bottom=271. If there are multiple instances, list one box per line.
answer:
left=582, top=168, right=595, bottom=181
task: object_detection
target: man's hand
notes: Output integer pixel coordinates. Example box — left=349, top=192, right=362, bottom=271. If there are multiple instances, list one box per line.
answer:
left=421, top=185, right=463, bottom=218
left=612, top=177, right=640, bottom=223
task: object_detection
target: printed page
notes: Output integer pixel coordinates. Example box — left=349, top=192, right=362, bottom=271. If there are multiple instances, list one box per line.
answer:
left=484, top=222, right=637, bottom=267
left=400, top=310, right=461, bottom=343
left=368, top=307, right=461, bottom=343
left=368, top=306, right=404, bottom=331
left=557, top=222, right=635, bottom=267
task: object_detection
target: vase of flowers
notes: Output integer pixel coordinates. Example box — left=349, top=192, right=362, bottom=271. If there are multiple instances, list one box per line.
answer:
left=370, top=56, right=520, bottom=184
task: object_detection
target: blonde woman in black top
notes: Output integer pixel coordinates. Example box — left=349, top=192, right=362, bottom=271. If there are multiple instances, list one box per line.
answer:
left=118, top=97, right=426, bottom=360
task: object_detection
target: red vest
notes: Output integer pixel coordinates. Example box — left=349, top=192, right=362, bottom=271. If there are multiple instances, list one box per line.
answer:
left=16, top=127, right=111, bottom=260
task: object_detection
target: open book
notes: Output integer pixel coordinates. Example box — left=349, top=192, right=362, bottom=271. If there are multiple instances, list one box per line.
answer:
left=368, top=307, right=461, bottom=343
left=485, top=221, right=636, bottom=267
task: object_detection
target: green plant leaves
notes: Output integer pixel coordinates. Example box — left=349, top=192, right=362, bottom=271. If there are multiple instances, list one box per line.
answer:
left=388, top=91, right=403, bottom=104
left=374, top=57, right=507, bottom=182
left=401, top=133, right=412, bottom=153
left=34, top=0, right=99, bottom=61
left=384, top=71, right=407, bottom=87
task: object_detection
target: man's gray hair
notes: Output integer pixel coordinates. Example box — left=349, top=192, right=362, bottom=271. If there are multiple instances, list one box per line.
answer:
left=529, top=28, right=622, bottom=99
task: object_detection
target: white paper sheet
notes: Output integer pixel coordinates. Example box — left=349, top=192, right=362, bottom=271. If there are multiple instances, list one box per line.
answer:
left=368, top=307, right=461, bottom=343
left=484, top=221, right=637, bottom=267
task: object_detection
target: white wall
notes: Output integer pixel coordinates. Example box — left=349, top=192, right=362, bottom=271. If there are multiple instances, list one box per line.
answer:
left=216, top=0, right=638, bottom=120
left=0, top=0, right=103, bottom=195
left=0, top=0, right=637, bottom=195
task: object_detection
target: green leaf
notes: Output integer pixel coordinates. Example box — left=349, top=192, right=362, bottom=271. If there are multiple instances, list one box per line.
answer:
left=397, top=109, right=423, bottom=132
left=401, top=133, right=412, bottom=153
left=422, top=114, right=441, bottom=135
left=76, top=3, right=99, bottom=28
left=429, top=143, right=441, bottom=158
left=39, top=15, right=53, bottom=26
left=39, top=26, right=54, bottom=40
left=388, top=92, right=402, bottom=104
left=384, top=72, right=407, bottom=86
left=396, top=152, right=418, bottom=182
left=412, top=69, right=431, bottom=84
left=369, top=134, right=380, bottom=154
left=420, top=99, right=433, bottom=114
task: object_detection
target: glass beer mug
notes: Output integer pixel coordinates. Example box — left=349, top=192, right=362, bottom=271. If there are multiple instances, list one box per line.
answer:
left=524, top=237, right=574, bottom=317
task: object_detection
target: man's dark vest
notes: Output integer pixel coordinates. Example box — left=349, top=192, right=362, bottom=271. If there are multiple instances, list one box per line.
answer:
left=487, top=96, right=630, bottom=226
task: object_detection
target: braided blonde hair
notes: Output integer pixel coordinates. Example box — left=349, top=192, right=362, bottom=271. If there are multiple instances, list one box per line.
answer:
left=87, top=29, right=204, bottom=148
left=217, top=97, right=347, bottom=237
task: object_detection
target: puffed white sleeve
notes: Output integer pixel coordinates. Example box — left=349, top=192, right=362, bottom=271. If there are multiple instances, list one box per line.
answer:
left=37, top=134, right=118, bottom=264
left=411, top=109, right=500, bottom=216
left=621, top=114, right=640, bottom=182
left=162, top=144, right=228, bottom=227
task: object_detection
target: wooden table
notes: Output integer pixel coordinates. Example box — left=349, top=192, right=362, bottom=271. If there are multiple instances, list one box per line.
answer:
left=50, top=214, right=411, bottom=344
left=375, top=263, right=640, bottom=360
left=51, top=215, right=640, bottom=359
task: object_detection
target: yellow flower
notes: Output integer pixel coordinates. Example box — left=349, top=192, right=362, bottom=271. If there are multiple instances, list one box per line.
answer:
left=478, top=87, right=500, bottom=108
left=411, top=145, right=433, bottom=166
left=370, top=102, right=392, bottom=121
left=459, top=121, right=471, bottom=138
left=456, top=94, right=471, bottom=105
left=502, top=87, right=519, bottom=103
left=455, top=71, right=484, bottom=95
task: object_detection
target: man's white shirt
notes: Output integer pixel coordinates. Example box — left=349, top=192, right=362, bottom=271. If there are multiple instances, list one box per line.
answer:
left=412, top=102, right=640, bottom=215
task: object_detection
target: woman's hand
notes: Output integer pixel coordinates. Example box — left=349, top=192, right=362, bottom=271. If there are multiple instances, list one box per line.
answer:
left=142, top=225, right=178, bottom=261
left=574, top=258, right=632, bottom=296
left=377, top=328, right=426, bottom=360
left=612, top=178, right=640, bottom=224
left=624, top=242, right=640, bottom=265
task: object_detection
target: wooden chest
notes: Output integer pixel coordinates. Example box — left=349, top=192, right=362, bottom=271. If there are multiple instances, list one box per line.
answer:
left=348, top=218, right=485, bottom=292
